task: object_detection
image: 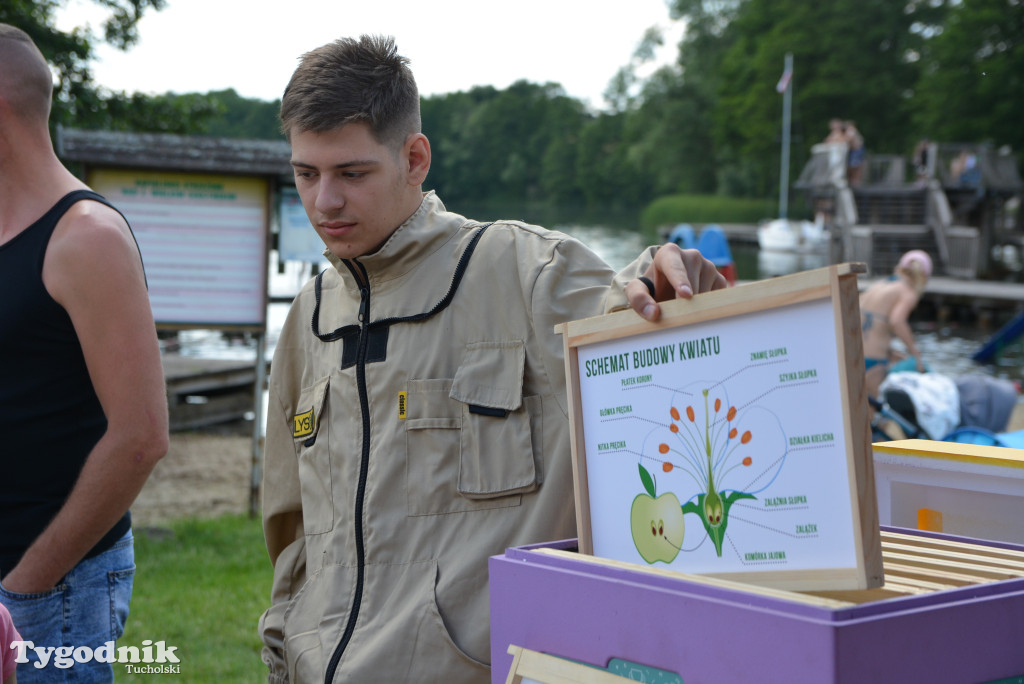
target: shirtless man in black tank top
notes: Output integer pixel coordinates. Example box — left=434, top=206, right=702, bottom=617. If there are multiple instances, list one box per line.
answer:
left=0, top=23, right=168, bottom=682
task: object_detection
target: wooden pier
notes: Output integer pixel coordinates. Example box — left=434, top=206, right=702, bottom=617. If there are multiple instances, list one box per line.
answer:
left=713, top=223, right=1024, bottom=325
left=869, top=275, right=1024, bottom=329
left=162, top=354, right=267, bottom=431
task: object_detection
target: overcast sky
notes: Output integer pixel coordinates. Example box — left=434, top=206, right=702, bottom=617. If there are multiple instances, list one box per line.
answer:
left=55, top=0, right=685, bottom=110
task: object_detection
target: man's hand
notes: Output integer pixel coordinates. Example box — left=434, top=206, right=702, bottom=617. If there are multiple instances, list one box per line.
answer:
left=626, top=243, right=728, bottom=321
left=1, top=565, right=54, bottom=595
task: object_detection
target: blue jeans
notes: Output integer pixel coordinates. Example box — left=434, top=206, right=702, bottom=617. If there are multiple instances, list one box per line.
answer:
left=0, top=530, right=135, bottom=684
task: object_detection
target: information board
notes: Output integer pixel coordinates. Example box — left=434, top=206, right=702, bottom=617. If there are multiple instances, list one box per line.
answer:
left=559, top=264, right=883, bottom=591
left=89, top=169, right=269, bottom=328
left=278, top=185, right=326, bottom=263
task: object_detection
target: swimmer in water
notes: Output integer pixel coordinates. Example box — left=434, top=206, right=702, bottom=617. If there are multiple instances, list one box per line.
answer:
left=859, top=250, right=932, bottom=399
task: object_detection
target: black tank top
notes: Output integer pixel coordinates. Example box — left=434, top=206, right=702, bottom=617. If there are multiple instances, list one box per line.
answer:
left=0, top=190, right=133, bottom=576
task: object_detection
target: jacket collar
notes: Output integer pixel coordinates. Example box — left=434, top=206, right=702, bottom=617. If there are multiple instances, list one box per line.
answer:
left=321, top=192, right=482, bottom=325
left=324, top=191, right=464, bottom=290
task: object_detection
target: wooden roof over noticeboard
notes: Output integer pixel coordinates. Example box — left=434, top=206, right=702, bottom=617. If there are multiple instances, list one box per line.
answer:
left=56, top=127, right=292, bottom=176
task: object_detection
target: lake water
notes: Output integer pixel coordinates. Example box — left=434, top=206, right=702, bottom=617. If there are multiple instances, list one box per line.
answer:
left=170, top=223, right=1024, bottom=386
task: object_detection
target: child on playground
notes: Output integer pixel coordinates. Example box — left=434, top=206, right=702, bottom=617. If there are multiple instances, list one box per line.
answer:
left=1, top=601, right=19, bottom=683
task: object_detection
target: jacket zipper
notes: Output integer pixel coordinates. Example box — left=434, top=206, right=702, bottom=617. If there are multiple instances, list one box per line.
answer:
left=324, top=260, right=372, bottom=684
left=315, top=223, right=493, bottom=681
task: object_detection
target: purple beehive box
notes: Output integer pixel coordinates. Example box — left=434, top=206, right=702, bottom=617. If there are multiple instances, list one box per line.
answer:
left=490, top=528, right=1024, bottom=684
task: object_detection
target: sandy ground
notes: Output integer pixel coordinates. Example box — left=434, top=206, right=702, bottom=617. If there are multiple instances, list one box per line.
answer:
left=134, top=402, right=1024, bottom=527
left=132, top=426, right=254, bottom=527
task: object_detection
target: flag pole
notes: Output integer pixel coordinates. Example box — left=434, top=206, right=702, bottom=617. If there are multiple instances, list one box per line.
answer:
left=779, top=52, right=793, bottom=220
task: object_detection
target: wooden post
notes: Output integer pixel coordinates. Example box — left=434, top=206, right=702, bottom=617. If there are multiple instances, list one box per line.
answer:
left=249, top=332, right=267, bottom=518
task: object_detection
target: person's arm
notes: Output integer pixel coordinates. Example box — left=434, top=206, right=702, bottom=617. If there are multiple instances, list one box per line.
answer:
left=888, top=288, right=925, bottom=371
left=528, top=238, right=725, bottom=416
left=259, top=406, right=307, bottom=683
left=0, top=202, right=168, bottom=593
left=259, top=336, right=309, bottom=684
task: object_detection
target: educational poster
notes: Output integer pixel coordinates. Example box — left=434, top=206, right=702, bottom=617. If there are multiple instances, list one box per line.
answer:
left=89, top=169, right=269, bottom=328
left=575, top=296, right=859, bottom=577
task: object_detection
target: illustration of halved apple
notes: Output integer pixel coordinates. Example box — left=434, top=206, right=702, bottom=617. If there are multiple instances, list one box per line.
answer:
left=630, top=464, right=685, bottom=564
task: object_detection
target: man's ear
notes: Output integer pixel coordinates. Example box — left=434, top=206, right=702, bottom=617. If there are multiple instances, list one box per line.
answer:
left=405, top=133, right=431, bottom=185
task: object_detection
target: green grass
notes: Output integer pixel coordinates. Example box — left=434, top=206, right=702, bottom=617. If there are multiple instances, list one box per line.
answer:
left=118, top=514, right=271, bottom=682
left=641, top=194, right=781, bottom=230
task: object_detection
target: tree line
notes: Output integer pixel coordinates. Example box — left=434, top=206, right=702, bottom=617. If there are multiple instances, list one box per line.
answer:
left=6, top=0, right=1022, bottom=214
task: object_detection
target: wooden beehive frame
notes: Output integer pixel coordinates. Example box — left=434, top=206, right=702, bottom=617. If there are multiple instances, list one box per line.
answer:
left=811, top=528, right=1024, bottom=604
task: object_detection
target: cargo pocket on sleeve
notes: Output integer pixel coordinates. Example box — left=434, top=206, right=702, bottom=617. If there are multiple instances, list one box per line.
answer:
left=450, top=341, right=540, bottom=500
left=293, top=375, right=333, bottom=534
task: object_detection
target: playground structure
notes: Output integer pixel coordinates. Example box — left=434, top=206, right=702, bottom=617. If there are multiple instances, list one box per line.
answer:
left=795, top=141, right=1022, bottom=279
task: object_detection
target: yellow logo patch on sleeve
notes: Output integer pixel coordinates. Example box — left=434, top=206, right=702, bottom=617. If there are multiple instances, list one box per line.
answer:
left=293, top=407, right=315, bottom=438
left=398, top=391, right=407, bottom=419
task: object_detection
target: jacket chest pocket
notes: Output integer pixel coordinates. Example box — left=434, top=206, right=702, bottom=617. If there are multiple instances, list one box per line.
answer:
left=293, top=375, right=334, bottom=534
left=405, top=341, right=541, bottom=516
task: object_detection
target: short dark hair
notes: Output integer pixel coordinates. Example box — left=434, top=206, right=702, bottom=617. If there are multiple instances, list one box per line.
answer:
left=280, top=35, right=420, bottom=149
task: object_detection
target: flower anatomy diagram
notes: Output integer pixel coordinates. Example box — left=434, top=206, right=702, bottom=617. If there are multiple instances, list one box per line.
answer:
left=576, top=298, right=860, bottom=577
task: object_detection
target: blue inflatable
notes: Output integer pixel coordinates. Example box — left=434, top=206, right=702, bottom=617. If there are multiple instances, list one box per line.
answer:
left=667, top=224, right=696, bottom=250
left=696, top=224, right=734, bottom=268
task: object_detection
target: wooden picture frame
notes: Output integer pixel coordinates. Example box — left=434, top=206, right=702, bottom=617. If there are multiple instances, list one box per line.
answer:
left=557, top=263, right=883, bottom=591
